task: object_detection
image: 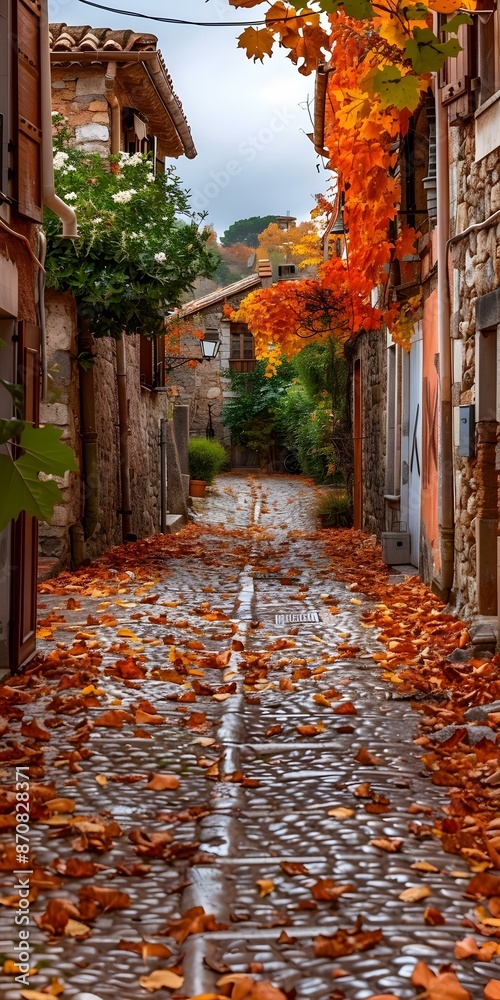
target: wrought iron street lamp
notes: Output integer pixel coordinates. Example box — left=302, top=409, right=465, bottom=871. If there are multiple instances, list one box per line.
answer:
left=165, top=337, right=220, bottom=371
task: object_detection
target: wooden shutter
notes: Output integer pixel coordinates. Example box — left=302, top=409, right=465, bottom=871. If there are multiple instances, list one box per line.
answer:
left=10, top=321, right=40, bottom=670
left=140, top=334, right=154, bottom=387
left=441, top=21, right=475, bottom=124
left=14, top=0, right=43, bottom=221
left=153, top=333, right=165, bottom=388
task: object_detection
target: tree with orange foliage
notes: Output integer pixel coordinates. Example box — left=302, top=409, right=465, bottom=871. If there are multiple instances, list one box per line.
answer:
left=223, top=0, right=474, bottom=363
left=257, top=220, right=322, bottom=269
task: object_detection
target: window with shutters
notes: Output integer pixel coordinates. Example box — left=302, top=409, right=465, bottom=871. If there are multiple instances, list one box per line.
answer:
left=122, top=108, right=153, bottom=156
left=441, top=4, right=500, bottom=121
left=440, top=17, right=476, bottom=123
left=475, top=3, right=497, bottom=107
left=229, top=322, right=256, bottom=372
left=473, top=3, right=500, bottom=159
left=140, top=333, right=165, bottom=388
left=13, top=0, right=43, bottom=221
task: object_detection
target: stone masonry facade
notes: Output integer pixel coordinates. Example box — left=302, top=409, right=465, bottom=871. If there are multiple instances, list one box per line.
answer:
left=173, top=287, right=261, bottom=446
left=351, top=330, right=387, bottom=535
left=40, top=291, right=170, bottom=569
left=51, top=65, right=116, bottom=154
left=449, top=110, right=500, bottom=616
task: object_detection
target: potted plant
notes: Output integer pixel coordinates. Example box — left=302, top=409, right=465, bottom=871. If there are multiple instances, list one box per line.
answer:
left=316, top=490, right=353, bottom=528
left=188, top=438, right=227, bottom=498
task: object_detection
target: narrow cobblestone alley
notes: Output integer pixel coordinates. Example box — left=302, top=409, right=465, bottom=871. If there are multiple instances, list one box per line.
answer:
left=0, top=476, right=498, bottom=1000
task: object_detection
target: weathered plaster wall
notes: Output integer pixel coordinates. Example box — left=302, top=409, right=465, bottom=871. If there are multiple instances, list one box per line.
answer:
left=449, top=117, right=500, bottom=615
left=40, top=292, right=170, bottom=567
left=352, top=330, right=387, bottom=535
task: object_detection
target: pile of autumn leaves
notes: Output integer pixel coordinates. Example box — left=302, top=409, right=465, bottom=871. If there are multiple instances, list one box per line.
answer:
left=3, top=521, right=500, bottom=1000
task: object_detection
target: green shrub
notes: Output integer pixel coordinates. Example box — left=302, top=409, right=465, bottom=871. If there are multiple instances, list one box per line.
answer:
left=315, top=490, right=353, bottom=527
left=188, top=438, right=227, bottom=485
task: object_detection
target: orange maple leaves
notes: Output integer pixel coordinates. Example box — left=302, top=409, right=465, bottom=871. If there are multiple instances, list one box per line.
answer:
left=235, top=2, right=330, bottom=74
left=229, top=12, right=420, bottom=364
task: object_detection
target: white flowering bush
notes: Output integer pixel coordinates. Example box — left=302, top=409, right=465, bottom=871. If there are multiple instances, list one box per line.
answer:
left=45, top=116, right=217, bottom=338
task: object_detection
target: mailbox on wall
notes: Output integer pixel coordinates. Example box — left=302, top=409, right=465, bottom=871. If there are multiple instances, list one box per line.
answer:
left=459, top=404, right=475, bottom=458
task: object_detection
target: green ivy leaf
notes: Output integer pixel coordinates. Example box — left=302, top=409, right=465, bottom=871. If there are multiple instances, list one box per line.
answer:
left=0, top=379, right=24, bottom=415
left=402, top=3, right=428, bottom=20
left=442, top=12, right=473, bottom=33
left=343, top=0, right=374, bottom=16
left=0, top=424, right=78, bottom=531
left=0, top=418, right=26, bottom=445
left=17, top=423, right=78, bottom=475
left=373, top=65, right=421, bottom=111
left=404, top=26, right=461, bottom=74
left=0, top=456, right=62, bottom=531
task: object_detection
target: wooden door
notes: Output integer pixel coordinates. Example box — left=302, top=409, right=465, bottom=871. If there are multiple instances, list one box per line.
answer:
left=10, top=321, right=40, bottom=669
left=353, top=359, right=363, bottom=529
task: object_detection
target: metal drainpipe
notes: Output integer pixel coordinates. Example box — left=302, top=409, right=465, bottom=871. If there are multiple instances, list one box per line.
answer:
left=104, top=62, right=121, bottom=157
left=435, top=69, right=455, bottom=598
left=115, top=336, right=134, bottom=541
left=160, top=419, right=167, bottom=534
left=37, top=231, right=48, bottom=401
left=78, top=318, right=100, bottom=540
left=40, top=1, right=78, bottom=237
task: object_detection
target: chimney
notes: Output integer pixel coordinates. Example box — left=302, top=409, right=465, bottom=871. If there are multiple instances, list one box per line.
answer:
left=258, top=258, right=273, bottom=288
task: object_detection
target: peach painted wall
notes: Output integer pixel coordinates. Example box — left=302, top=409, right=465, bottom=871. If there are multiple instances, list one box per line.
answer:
left=421, top=288, right=440, bottom=578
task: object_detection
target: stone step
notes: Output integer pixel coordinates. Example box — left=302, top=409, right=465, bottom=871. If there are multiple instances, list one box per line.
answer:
left=164, top=513, right=185, bottom=534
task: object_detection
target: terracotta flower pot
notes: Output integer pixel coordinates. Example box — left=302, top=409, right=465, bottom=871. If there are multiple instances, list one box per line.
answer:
left=189, top=479, right=207, bottom=498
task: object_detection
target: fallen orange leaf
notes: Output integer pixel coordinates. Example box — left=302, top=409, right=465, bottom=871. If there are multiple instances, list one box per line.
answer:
left=146, top=773, right=180, bottom=791
left=139, top=970, right=184, bottom=991
left=485, top=982, right=500, bottom=1000
left=256, top=878, right=275, bottom=897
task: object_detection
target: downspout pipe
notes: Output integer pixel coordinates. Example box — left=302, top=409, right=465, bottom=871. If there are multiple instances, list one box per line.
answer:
left=435, top=65, right=455, bottom=598
left=115, top=336, right=134, bottom=541
left=78, top=318, right=99, bottom=540
left=40, top=1, right=78, bottom=238
left=104, top=62, right=121, bottom=157
left=37, top=230, right=48, bottom=401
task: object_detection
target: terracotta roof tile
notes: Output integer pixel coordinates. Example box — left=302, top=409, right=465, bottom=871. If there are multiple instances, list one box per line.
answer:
left=179, top=274, right=263, bottom=318
left=49, top=24, right=157, bottom=53
left=49, top=24, right=196, bottom=160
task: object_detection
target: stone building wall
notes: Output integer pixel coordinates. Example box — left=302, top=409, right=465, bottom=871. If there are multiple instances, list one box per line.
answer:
left=448, top=114, right=500, bottom=616
left=51, top=66, right=118, bottom=154
left=40, top=292, right=170, bottom=569
left=171, top=305, right=227, bottom=444
left=352, top=329, right=387, bottom=535
left=172, top=288, right=258, bottom=447
left=39, top=292, right=82, bottom=567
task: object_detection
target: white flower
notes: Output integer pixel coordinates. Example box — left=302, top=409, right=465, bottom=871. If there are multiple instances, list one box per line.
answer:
left=145, top=173, right=155, bottom=182
left=112, top=189, right=137, bottom=204
left=154, top=252, right=167, bottom=263
left=65, top=191, right=77, bottom=201
left=124, top=152, right=144, bottom=168
left=93, top=217, right=103, bottom=225
left=53, top=150, right=69, bottom=170
left=66, top=164, right=77, bottom=172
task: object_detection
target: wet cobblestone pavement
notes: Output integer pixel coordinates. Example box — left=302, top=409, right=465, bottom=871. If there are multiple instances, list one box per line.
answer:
left=0, top=475, right=498, bottom=999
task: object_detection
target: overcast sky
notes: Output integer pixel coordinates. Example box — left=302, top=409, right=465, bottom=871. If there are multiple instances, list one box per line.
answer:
left=47, top=0, right=327, bottom=237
